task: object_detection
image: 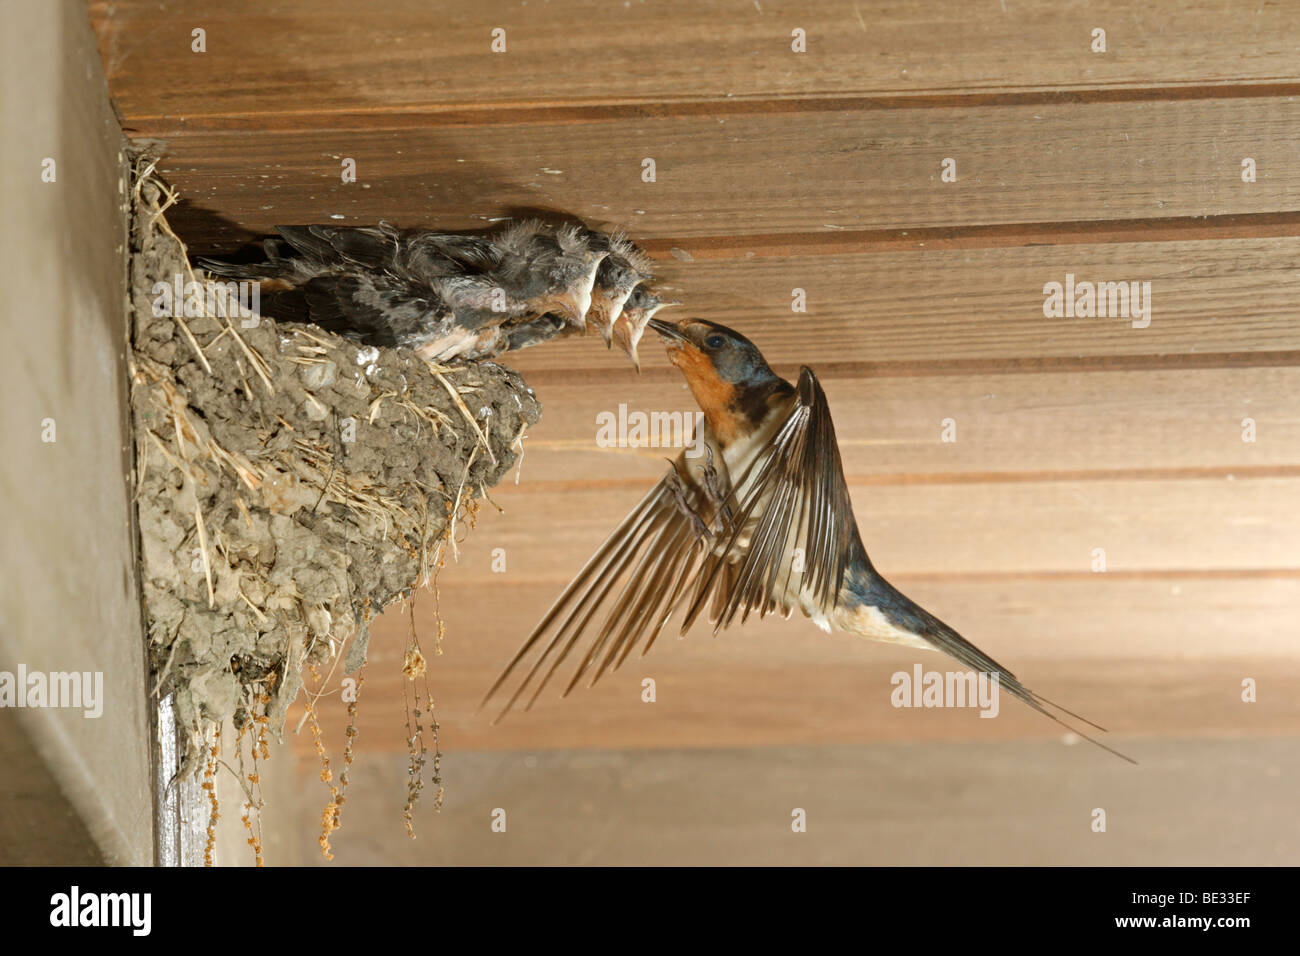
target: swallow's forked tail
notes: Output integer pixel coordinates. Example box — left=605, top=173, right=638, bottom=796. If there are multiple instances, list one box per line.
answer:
left=857, top=574, right=1136, bottom=764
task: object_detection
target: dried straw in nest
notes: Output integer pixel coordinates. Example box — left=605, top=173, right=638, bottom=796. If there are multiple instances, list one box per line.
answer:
left=127, top=154, right=539, bottom=780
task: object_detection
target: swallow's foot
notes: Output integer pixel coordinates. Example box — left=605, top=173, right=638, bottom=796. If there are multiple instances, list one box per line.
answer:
left=698, top=444, right=732, bottom=533
left=664, top=465, right=711, bottom=541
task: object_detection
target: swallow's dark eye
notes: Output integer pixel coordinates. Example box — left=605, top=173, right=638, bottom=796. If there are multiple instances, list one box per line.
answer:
left=705, top=334, right=726, bottom=349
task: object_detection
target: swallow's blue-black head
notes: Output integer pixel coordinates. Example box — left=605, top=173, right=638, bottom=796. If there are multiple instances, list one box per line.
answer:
left=648, top=318, right=792, bottom=442
left=648, top=318, right=779, bottom=384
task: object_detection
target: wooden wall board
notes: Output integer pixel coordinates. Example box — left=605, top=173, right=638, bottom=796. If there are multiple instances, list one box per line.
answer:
left=502, top=366, right=1300, bottom=484
left=133, top=98, right=1300, bottom=251
left=298, top=573, right=1300, bottom=751
left=91, top=1, right=1300, bottom=122
left=305, top=738, right=1300, bottom=866
left=499, top=236, right=1300, bottom=380
left=434, top=475, right=1300, bottom=577
left=86, top=2, right=1300, bottom=774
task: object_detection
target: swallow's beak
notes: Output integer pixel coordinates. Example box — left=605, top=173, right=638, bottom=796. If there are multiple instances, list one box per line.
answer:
left=647, top=317, right=687, bottom=342
left=627, top=334, right=642, bottom=373
left=587, top=301, right=615, bottom=345
left=588, top=284, right=635, bottom=346
left=582, top=252, right=607, bottom=294
left=555, top=286, right=594, bottom=328
left=562, top=253, right=608, bottom=328
left=597, top=289, right=636, bottom=346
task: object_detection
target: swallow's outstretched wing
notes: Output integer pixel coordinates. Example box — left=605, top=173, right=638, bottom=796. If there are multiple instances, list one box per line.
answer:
left=481, top=466, right=715, bottom=718
left=482, top=367, right=849, bottom=719
left=682, top=366, right=855, bottom=631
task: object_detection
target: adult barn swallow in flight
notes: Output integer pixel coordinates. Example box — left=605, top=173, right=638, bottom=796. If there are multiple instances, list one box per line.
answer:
left=483, top=317, right=1132, bottom=762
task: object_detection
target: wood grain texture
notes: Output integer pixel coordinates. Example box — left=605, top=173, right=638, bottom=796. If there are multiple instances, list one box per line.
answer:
left=86, top=1, right=1300, bottom=775
left=494, top=237, right=1300, bottom=378
left=91, top=0, right=1300, bottom=124
left=447, top=475, right=1300, bottom=577
left=148, top=98, right=1300, bottom=250
left=306, top=738, right=1300, bottom=866
left=298, top=576, right=1300, bottom=752
left=494, top=366, right=1300, bottom=483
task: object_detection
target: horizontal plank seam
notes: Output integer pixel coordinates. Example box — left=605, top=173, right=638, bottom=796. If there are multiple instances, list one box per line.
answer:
left=444, top=569, right=1300, bottom=585
left=517, top=350, right=1300, bottom=385
left=633, top=214, right=1300, bottom=259
left=115, top=82, right=1300, bottom=134
left=496, top=464, right=1300, bottom=493
left=179, top=212, right=1300, bottom=261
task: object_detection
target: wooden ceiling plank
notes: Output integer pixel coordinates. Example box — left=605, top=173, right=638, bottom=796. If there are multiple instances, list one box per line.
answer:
left=444, top=476, right=1300, bottom=577
left=91, top=1, right=1300, bottom=120
left=297, top=577, right=1300, bottom=751
left=496, top=366, right=1300, bottom=484
left=148, top=98, right=1300, bottom=250
left=495, top=237, right=1300, bottom=376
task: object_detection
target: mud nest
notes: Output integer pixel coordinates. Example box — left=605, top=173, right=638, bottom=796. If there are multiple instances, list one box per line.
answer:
left=127, top=159, right=540, bottom=777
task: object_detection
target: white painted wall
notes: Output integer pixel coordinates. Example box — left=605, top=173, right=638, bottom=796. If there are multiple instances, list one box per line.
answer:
left=0, top=0, right=152, bottom=866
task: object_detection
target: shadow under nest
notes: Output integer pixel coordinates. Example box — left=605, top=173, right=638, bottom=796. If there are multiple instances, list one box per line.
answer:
left=127, top=160, right=541, bottom=785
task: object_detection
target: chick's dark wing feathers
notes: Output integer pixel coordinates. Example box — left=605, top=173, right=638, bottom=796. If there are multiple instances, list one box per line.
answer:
left=275, top=224, right=397, bottom=270
left=286, top=272, right=450, bottom=348
left=198, top=225, right=456, bottom=347
left=195, top=224, right=399, bottom=282
left=482, top=366, right=852, bottom=719
left=407, top=233, right=503, bottom=275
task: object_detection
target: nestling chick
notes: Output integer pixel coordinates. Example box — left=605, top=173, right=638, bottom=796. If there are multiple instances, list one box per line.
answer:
left=493, top=221, right=608, bottom=328
left=198, top=224, right=478, bottom=355
left=584, top=233, right=654, bottom=345
left=613, top=286, right=680, bottom=370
